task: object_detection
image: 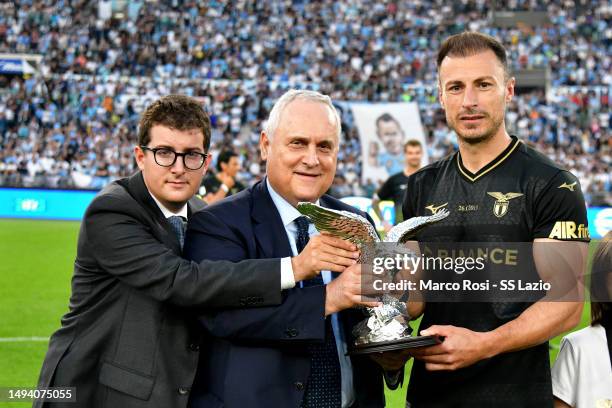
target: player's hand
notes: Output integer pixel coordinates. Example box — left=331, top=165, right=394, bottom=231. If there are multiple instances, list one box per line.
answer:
left=370, top=349, right=412, bottom=371
left=325, top=264, right=380, bottom=315
left=410, top=325, right=494, bottom=371
left=291, top=234, right=359, bottom=282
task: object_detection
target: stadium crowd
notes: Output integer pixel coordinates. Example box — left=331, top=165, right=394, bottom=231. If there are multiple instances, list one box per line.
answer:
left=0, top=0, right=609, bottom=205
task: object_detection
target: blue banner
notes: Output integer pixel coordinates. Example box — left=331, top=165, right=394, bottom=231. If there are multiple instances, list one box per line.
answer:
left=0, top=59, right=25, bottom=74
left=1, top=188, right=610, bottom=239
left=0, top=188, right=98, bottom=220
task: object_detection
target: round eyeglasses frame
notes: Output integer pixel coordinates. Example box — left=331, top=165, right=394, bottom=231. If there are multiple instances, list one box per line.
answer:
left=140, top=146, right=208, bottom=170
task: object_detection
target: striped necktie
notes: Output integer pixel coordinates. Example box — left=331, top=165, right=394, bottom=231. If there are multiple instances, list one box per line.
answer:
left=294, top=216, right=341, bottom=408
left=167, top=215, right=186, bottom=249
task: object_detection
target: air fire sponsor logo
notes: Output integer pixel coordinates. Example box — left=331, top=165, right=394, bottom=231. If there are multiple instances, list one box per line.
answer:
left=486, top=192, right=523, bottom=218
left=548, top=221, right=590, bottom=240
left=425, top=202, right=448, bottom=215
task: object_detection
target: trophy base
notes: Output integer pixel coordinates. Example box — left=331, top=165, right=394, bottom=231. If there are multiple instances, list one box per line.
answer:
left=348, top=335, right=441, bottom=355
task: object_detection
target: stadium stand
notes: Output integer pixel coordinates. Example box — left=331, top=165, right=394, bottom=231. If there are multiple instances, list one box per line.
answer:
left=0, top=0, right=609, bottom=205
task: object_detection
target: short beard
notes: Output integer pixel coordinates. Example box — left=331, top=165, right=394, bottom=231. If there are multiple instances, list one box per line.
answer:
left=452, top=114, right=504, bottom=146
left=458, top=129, right=495, bottom=145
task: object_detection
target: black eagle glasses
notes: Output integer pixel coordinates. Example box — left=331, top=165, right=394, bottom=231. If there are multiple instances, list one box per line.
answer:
left=140, top=146, right=208, bottom=170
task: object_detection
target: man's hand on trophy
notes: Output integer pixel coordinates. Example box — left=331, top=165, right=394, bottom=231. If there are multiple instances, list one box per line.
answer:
left=325, top=264, right=380, bottom=316
left=291, top=234, right=360, bottom=282
left=410, top=325, right=494, bottom=371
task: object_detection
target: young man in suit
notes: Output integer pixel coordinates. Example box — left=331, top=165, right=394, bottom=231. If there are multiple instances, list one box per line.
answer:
left=185, top=90, right=387, bottom=408
left=36, top=95, right=358, bottom=408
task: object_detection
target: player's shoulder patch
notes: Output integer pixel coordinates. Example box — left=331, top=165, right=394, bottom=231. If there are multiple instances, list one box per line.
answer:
left=555, top=170, right=581, bottom=192
left=540, top=169, right=583, bottom=200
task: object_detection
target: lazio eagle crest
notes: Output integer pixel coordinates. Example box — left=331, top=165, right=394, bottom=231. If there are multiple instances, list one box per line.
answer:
left=487, top=192, right=523, bottom=218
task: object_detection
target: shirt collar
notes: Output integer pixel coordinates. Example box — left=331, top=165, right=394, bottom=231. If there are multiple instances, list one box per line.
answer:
left=266, top=178, right=319, bottom=228
left=149, top=191, right=188, bottom=219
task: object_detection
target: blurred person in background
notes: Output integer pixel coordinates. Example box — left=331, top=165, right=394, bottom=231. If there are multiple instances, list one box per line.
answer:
left=199, top=149, right=244, bottom=204
left=371, top=139, right=423, bottom=232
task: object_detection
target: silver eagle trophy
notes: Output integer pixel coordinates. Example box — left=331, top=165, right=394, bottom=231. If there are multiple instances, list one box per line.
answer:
left=297, top=202, right=449, bottom=347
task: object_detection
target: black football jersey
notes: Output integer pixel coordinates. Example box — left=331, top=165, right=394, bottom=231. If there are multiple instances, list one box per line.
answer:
left=377, top=171, right=410, bottom=223
left=403, top=136, right=589, bottom=407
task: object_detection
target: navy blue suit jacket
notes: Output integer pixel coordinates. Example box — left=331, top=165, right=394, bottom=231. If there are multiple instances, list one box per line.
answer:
left=184, top=180, right=384, bottom=408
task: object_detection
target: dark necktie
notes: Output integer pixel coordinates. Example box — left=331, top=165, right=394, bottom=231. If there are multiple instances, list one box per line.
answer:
left=167, top=215, right=186, bottom=249
left=294, top=216, right=342, bottom=408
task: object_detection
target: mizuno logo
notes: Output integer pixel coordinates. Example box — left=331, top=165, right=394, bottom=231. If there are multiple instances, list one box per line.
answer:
left=425, top=202, right=448, bottom=215
left=558, top=181, right=577, bottom=191
left=487, top=192, right=523, bottom=218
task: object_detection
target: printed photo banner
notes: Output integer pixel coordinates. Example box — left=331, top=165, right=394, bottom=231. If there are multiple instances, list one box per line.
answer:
left=350, top=102, right=428, bottom=184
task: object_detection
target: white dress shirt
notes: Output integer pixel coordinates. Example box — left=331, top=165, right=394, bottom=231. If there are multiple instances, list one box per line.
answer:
left=267, top=179, right=355, bottom=408
left=150, top=193, right=188, bottom=220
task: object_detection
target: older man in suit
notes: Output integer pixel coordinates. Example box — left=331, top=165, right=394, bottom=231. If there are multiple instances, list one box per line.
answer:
left=184, top=90, right=387, bottom=408
left=36, top=95, right=357, bottom=408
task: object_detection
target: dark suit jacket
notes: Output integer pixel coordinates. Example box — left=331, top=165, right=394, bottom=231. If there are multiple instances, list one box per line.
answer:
left=36, top=172, right=282, bottom=408
left=184, top=180, right=384, bottom=408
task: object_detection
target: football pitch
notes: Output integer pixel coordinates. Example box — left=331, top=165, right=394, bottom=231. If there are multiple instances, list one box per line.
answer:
left=0, top=219, right=592, bottom=407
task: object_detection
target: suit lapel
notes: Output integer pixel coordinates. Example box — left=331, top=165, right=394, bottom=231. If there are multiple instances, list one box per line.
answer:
left=187, top=195, right=206, bottom=217
left=251, top=180, right=293, bottom=258
left=125, top=171, right=182, bottom=254
left=318, top=194, right=342, bottom=211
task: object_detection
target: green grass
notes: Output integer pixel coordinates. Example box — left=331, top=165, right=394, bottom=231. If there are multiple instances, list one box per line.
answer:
left=0, top=219, right=596, bottom=407
left=0, top=219, right=78, bottom=407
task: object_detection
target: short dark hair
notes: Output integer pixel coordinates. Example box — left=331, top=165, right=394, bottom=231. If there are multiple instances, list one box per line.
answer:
left=590, top=231, right=611, bottom=326
left=404, top=139, right=422, bottom=151
left=138, top=95, right=211, bottom=151
left=216, top=150, right=239, bottom=172
left=437, top=32, right=509, bottom=79
left=376, top=113, right=400, bottom=128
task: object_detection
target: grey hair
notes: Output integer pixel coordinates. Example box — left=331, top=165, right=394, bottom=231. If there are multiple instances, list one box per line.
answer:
left=264, top=89, right=341, bottom=139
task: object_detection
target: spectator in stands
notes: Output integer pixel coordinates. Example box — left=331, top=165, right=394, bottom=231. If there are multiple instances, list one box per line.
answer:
left=0, top=1, right=608, bottom=204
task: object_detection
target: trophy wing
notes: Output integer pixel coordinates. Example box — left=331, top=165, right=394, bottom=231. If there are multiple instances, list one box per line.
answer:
left=297, top=202, right=379, bottom=244
left=385, top=208, right=450, bottom=243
